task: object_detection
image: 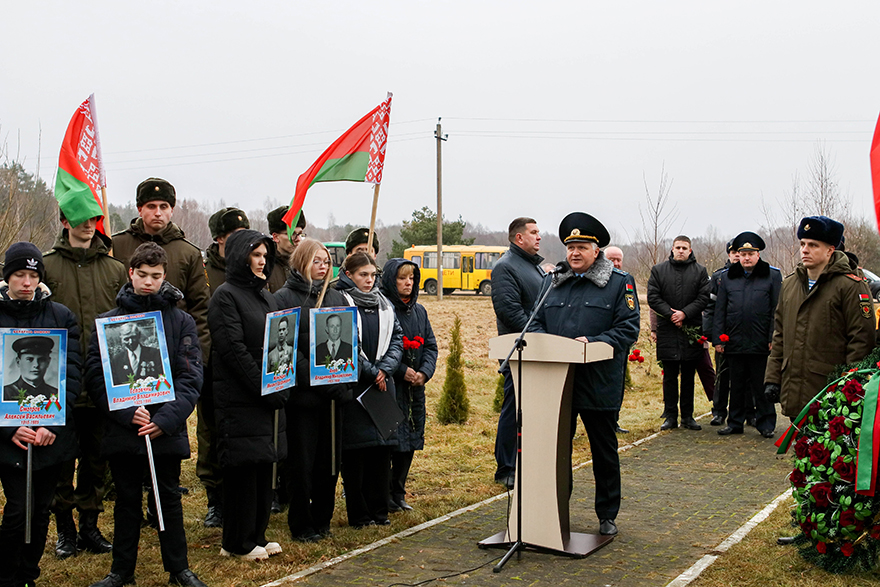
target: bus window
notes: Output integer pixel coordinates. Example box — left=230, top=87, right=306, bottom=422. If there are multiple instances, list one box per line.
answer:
left=442, top=252, right=460, bottom=269
left=411, top=255, right=422, bottom=267
left=476, top=252, right=502, bottom=270
left=424, top=252, right=437, bottom=268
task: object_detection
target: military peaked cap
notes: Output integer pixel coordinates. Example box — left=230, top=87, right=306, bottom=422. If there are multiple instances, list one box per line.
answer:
left=731, top=231, right=765, bottom=252
left=13, top=336, right=54, bottom=356
left=558, top=212, right=610, bottom=248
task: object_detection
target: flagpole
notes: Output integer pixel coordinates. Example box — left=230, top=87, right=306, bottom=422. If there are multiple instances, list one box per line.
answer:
left=367, top=184, right=381, bottom=253
left=101, top=187, right=111, bottom=234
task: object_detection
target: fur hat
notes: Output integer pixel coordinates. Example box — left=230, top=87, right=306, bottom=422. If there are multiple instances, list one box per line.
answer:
left=3, top=242, right=44, bottom=283
left=209, top=207, right=250, bottom=240
left=797, top=216, right=844, bottom=247
left=345, top=227, right=380, bottom=255
left=136, top=178, right=176, bottom=208
left=267, top=206, right=306, bottom=235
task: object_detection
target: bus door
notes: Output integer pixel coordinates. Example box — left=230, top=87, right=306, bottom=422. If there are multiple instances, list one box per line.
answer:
left=461, top=254, right=475, bottom=290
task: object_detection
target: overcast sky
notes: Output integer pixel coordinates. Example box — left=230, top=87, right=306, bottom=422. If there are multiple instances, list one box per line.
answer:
left=2, top=1, right=879, bottom=241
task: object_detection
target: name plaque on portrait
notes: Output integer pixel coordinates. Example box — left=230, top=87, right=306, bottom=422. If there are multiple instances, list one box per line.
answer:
left=0, top=328, right=68, bottom=427
left=309, top=306, right=358, bottom=386
left=261, top=308, right=300, bottom=396
left=95, top=311, right=175, bottom=411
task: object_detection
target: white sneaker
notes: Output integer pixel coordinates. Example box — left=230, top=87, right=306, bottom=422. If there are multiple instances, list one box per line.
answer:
left=263, top=542, right=282, bottom=556
left=220, top=545, right=269, bottom=560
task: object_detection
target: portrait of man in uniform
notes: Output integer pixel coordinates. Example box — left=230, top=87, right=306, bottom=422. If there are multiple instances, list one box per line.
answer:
left=107, top=320, right=163, bottom=386
left=266, top=315, right=294, bottom=374
left=314, top=313, right=353, bottom=367
left=3, top=336, right=58, bottom=401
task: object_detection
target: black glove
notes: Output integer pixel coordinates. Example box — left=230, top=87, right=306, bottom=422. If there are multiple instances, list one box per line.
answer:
left=764, top=383, right=781, bottom=404
left=324, top=383, right=354, bottom=403
left=262, top=388, right=290, bottom=410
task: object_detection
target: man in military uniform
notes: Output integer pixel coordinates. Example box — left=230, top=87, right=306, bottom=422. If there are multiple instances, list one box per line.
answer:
left=43, top=211, right=127, bottom=558
left=531, top=213, right=640, bottom=536
left=267, top=206, right=306, bottom=293
left=4, top=337, right=57, bottom=401
left=204, top=207, right=249, bottom=295
left=345, top=227, right=379, bottom=260
left=713, top=232, right=781, bottom=438
left=765, top=216, right=875, bottom=418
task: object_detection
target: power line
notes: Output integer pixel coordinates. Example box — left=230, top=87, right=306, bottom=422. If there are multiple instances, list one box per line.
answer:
left=450, top=133, right=865, bottom=143
left=444, top=117, right=873, bottom=124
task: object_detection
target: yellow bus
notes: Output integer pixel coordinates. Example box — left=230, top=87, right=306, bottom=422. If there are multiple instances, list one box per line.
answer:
left=403, top=245, right=507, bottom=296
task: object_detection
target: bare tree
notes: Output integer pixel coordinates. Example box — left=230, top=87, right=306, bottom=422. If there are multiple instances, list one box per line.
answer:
left=806, top=141, right=849, bottom=219
left=631, top=164, right=679, bottom=280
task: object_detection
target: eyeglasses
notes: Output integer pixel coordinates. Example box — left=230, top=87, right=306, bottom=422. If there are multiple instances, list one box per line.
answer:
left=312, top=259, right=331, bottom=267
left=293, top=231, right=306, bottom=240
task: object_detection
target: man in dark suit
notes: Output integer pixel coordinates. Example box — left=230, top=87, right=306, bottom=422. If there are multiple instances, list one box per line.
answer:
left=3, top=336, right=57, bottom=401
left=314, top=314, right=352, bottom=366
left=109, top=322, right=162, bottom=386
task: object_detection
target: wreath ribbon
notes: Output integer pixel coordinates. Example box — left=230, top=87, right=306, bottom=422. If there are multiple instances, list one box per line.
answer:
left=775, top=369, right=880, bottom=497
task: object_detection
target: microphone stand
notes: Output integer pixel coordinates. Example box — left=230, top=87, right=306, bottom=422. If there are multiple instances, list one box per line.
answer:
left=493, top=271, right=559, bottom=573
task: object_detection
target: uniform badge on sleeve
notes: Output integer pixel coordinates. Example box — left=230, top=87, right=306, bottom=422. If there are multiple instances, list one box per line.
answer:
left=860, top=293, right=872, bottom=318
left=625, top=294, right=635, bottom=310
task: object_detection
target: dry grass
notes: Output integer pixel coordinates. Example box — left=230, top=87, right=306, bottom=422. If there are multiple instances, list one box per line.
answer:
left=691, top=495, right=880, bottom=587
left=25, top=290, right=713, bottom=587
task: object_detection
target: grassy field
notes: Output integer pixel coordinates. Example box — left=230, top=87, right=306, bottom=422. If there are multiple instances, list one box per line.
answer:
left=23, top=291, right=714, bottom=587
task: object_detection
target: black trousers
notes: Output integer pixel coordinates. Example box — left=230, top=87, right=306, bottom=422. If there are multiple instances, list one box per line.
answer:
left=494, top=365, right=517, bottom=480
left=286, top=404, right=338, bottom=537
left=109, top=455, right=188, bottom=576
left=222, top=462, right=273, bottom=554
left=727, top=354, right=777, bottom=433
left=342, top=446, right=391, bottom=527
left=390, top=451, right=414, bottom=501
left=196, top=373, right=222, bottom=499
left=53, top=406, right=107, bottom=513
left=662, top=360, right=697, bottom=420
left=571, top=410, right=620, bottom=520
left=0, top=463, right=61, bottom=587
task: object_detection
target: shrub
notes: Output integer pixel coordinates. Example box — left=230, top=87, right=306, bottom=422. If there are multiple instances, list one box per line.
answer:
left=492, top=374, right=505, bottom=413
left=437, top=314, right=469, bottom=424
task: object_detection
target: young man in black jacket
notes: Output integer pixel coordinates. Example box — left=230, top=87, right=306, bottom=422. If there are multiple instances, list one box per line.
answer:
left=86, top=243, right=206, bottom=587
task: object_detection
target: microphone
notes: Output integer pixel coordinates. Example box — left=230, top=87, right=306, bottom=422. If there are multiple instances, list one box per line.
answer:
left=546, top=261, right=570, bottom=276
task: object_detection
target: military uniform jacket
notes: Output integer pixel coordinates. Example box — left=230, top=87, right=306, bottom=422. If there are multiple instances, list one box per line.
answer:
left=204, top=242, right=226, bottom=297
left=531, top=256, right=640, bottom=411
left=702, top=260, right=732, bottom=340
left=43, top=231, right=127, bottom=406
left=712, top=259, right=782, bottom=355
left=112, top=219, right=211, bottom=358
left=765, top=251, right=875, bottom=419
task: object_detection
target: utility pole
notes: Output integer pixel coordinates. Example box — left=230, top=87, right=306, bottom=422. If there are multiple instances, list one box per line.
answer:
left=435, top=118, right=447, bottom=300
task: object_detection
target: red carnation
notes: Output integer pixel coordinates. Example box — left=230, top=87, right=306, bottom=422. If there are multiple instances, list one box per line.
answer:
left=633, top=349, right=641, bottom=356
left=840, top=542, right=855, bottom=557
left=809, top=443, right=830, bottom=467
left=828, top=416, right=849, bottom=440
left=414, top=336, right=424, bottom=345
left=810, top=483, right=832, bottom=508
left=841, top=380, right=863, bottom=403
left=719, top=334, right=729, bottom=342
left=816, top=541, right=827, bottom=554
left=839, top=509, right=857, bottom=528
left=794, top=436, right=811, bottom=459
left=628, top=354, right=636, bottom=361
left=637, top=356, right=645, bottom=363
left=698, top=336, right=708, bottom=344
left=807, top=401, right=821, bottom=421
left=832, top=457, right=856, bottom=482
left=870, top=525, right=880, bottom=540
left=789, top=469, right=807, bottom=488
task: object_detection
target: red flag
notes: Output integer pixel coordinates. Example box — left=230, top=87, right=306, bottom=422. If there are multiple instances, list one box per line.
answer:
left=871, top=111, right=880, bottom=233
left=282, top=94, right=392, bottom=232
left=55, top=94, right=107, bottom=234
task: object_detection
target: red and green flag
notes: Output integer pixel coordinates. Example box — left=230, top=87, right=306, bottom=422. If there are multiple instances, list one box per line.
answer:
left=871, top=109, right=880, bottom=233
left=282, top=93, right=392, bottom=232
left=55, top=94, right=107, bottom=234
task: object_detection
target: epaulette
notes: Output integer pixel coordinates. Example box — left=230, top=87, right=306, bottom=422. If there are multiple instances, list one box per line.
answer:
left=111, top=229, right=130, bottom=238
left=42, top=249, right=58, bottom=257
left=845, top=273, right=865, bottom=282
left=180, top=237, right=202, bottom=251
left=612, top=267, right=629, bottom=276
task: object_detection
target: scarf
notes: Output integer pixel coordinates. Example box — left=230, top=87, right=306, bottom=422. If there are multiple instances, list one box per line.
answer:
left=338, top=273, right=394, bottom=360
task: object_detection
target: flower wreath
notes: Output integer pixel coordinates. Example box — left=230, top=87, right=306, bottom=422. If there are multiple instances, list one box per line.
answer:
left=777, top=350, right=880, bottom=573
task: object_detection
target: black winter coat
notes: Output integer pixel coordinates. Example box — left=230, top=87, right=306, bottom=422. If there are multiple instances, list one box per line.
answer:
left=701, top=260, right=731, bottom=340
left=712, top=260, right=782, bottom=355
left=530, top=255, right=641, bottom=410
left=491, top=243, right=545, bottom=335
left=0, top=283, right=80, bottom=470
left=337, top=273, right=404, bottom=450
left=273, top=270, right=354, bottom=408
left=647, top=252, right=710, bottom=362
left=86, top=281, right=203, bottom=458
left=380, top=259, right=438, bottom=453
left=208, top=230, right=288, bottom=467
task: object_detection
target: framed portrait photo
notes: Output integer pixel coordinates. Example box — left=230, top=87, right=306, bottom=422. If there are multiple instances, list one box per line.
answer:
left=95, top=311, right=175, bottom=411
left=261, top=307, right=300, bottom=396
left=309, top=306, right=358, bottom=386
left=0, top=328, right=68, bottom=427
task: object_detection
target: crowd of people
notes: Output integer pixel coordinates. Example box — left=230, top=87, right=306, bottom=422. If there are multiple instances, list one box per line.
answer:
left=1, top=174, right=876, bottom=586
left=0, top=177, right=438, bottom=587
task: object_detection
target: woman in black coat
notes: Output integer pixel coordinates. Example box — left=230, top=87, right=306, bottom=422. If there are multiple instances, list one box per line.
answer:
left=274, top=238, right=353, bottom=542
left=379, top=259, right=437, bottom=512
left=336, top=252, right=403, bottom=527
left=0, top=244, right=80, bottom=587
left=208, top=229, right=288, bottom=561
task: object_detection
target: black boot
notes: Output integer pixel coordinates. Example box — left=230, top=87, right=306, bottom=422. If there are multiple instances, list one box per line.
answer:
left=204, top=487, right=222, bottom=528
left=55, top=510, right=77, bottom=559
left=77, top=510, right=113, bottom=554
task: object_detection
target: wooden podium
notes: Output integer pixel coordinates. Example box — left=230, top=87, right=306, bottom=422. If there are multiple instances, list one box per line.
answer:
left=478, top=332, right=616, bottom=558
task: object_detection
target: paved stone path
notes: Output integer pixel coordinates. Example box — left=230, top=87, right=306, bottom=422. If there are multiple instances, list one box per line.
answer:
left=268, top=411, right=792, bottom=587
